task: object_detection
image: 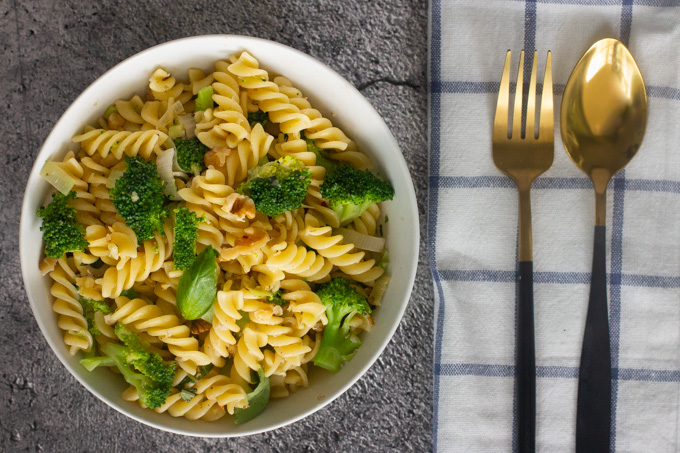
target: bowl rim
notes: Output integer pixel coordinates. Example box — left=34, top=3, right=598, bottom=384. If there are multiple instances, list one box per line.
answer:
left=20, top=34, right=419, bottom=437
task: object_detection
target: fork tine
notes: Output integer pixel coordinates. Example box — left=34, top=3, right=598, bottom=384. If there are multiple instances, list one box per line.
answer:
left=526, top=51, right=538, bottom=139
left=493, top=50, right=512, bottom=139
left=512, top=50, right=525, bottom=139
left=539, top=51, right=553, bottom=139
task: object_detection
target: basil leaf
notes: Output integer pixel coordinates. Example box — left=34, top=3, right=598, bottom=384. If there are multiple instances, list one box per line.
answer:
left=234, top=368, right=270, bottom=424
left=177, top=246, right=218, bottom=320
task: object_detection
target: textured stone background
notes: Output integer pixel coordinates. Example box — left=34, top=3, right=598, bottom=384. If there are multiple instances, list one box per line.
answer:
left=0, top=1, right=432, bottom=451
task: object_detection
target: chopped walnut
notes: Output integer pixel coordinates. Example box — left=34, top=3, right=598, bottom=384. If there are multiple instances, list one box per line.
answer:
left=220, top=227, right=270, bottom=261
left=234, top=227, right=268, bottom=248
left=222, top=193, right=256, bottom=221
left=39, top=258, right=57, bottom=276
left=190, top=319, right=212, bottom=335
left=204, top=147, right=232, bottom=168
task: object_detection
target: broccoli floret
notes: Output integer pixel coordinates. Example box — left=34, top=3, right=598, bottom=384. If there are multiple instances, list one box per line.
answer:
left=173, top=207, right=203, bottom=270
left=37, top=191, right=88, bottom=258
left=114, top=323, right=177, bottom=385
left=100, top=342, right=172, bottom=409
left=85, top=323, right=176, bottom=409
left=314, top=277, right=372, bottom=372
left=238, top=156, right=311, bottom=217
left=174, top=137, right=209, bottom=175
left=301, top=132, right=395, bottom=226
left=79, top=298, right=114, bottom=338
left=110, top=156, right=168, bottom=244
left=248, top=109, right=269, bottom=127
left=320, top=164, right=394, bottom=226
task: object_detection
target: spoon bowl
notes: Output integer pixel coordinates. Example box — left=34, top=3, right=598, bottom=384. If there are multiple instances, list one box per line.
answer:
left=561, top=38, right=647, bottom=195
left=561, top=37, right=648, bottom=452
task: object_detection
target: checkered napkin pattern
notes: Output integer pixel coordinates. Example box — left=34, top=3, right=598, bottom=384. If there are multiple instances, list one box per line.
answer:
left=429, top=1, right=680, bottom=451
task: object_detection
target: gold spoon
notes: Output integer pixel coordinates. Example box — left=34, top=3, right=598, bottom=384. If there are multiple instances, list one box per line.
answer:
left=561, top=38, right=648, bottom=451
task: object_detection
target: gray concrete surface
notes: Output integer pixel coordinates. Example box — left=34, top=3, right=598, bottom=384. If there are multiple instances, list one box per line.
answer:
left=0, top=1, right=432, bottom=451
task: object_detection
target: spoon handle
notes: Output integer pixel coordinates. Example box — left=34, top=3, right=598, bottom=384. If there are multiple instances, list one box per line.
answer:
left=576, top=225, right=611, bottom=452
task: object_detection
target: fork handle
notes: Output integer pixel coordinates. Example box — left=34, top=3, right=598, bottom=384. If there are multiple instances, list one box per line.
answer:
left=576, top=225, right=611, bottom=452
left=517, top=186, right=536, bottom=453
left=517, top=260, right=536, bottom=453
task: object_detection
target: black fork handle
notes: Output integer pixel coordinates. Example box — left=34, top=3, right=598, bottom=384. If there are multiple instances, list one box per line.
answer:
left=576, top=225, right=611, bottom=452
left=517, top=260, right=536, bottom=453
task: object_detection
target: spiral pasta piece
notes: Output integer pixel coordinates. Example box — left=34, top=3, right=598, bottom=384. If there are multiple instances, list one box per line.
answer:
left=203, top=289, right=244, bottom=367
left=72, top=126, right=168, bottom=160
left=228, top=52, right=311, bottom=134
left=300, top=214, right=384, bottom=285
left=208, top=63, right=250, bottom=148
left=49, top=257, right=92, bottom=355
left=222, top=124, right=273, bottom=187
left=275, top=76, right=351, bottom=152
left=256, top=323, right=311, bottom=368
left=154, top=391, right=226, bottom=421
left=232, top=324, right=268, bottom=383
left=195, top=62, right=244, bottom=148
left=149, top=68, right=177, bottom=96
left=280, top=279, right=327, bottom=337
left=264, top=243, right=332, bottom=282
left=193, top=373, right=249, bottom=414
left=98, top=228, right=171, bottom=298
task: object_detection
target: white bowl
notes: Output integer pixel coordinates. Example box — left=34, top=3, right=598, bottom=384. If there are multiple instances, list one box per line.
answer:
left=20, top=35, right=419, bottom=437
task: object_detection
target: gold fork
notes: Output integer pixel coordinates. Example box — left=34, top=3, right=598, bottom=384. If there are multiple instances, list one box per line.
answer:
left=492, top=50, right=553, bottom=453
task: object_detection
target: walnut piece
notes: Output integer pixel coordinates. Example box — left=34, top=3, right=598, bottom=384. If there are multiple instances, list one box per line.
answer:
left=204, top=147, right=232, bottom=169
left=220, top=227, right=270, bottom=261
left=221, top=193, right=256, bottom=221
left=190, top=319, right=212, bottom=335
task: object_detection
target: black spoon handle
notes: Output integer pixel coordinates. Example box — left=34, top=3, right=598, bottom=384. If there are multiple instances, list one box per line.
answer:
left=517, top=260, right=536, bottom=453
left=576, top=225, right=611, bottom=452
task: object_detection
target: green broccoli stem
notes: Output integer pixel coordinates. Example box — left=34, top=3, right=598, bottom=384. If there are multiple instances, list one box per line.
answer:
left=195, top=86, right=214, bottom=112
left=313, top=308, right=361, bottom=373
left=334, top=200, right=374, bottom=227
left=101, top=342, right=142, bottom=384
left=101, top=342, right=165, bottom=409
left=80, top=355, right=115, bottom=372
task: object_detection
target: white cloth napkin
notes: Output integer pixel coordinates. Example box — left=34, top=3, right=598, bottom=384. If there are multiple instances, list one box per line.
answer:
left=429, top=1, right=680, bottom=451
